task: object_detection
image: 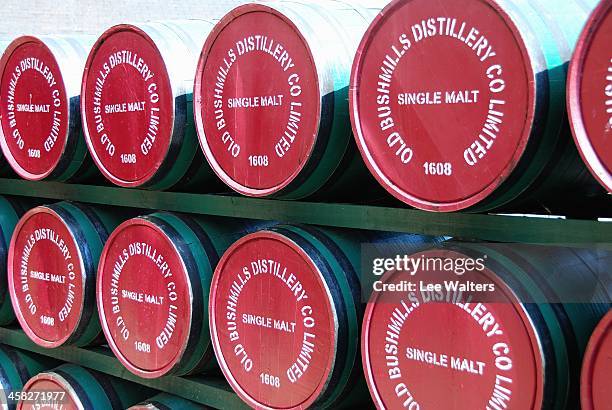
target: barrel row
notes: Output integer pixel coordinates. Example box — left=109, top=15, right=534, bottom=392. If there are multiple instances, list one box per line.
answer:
left=0, top=1, right=383, bottom=200
left=0, top=197, right=608, bottom=409
left=0, top=0, right=608, bottom=214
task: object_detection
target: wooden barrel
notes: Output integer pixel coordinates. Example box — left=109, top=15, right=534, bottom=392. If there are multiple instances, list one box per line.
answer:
left=0, top=195, right=25, bottom=325
left=568, top=0, right=612, bottom=193
left=0, top=346, right=58, bottom=409
left=209, top=225, right=432, bottom=409
left=18, top=364, right=152, bottom=409
left=0, top=39, right=15, bottom=177
left=97, top=212, right=267, bottom=378
left=362, top=243, right=610, bottom=409
left=129, top=393, right=209, bottom=409
left=81, top=20, right=219, bottom=190
left=7, top=201, right=119, bottom=348
left=581, top=310, right=612, bottom=410
left=0, top=35, right=96, bottom=182
left=350, top=0, right=606, bottom=213
left=194, top=1, right=384, bottom=199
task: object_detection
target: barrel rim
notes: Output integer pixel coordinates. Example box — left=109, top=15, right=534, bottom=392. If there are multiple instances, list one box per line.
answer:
left=580, top=310, right=611, bottom=410
left=80, top=24, right=176, bottom=188
left=0, top=35, right=71, bottom=181
left=349, top=0, right=538, bottom=212
left=19, top=371, right=84, bottom=410
left=209, top=229, right=338, bottom=410
left=193, top=2, right=323, bottom=197
left=567, top=0, right=612, bottom=193
left=96, top=216, right=194, bottom=379
left=360, top=246, right=545, bottom=408
left=7, top=205, right=87, bottom=348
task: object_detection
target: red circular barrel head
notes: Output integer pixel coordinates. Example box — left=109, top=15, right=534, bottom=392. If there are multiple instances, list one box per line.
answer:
left=210, top=232, right=335, bottom=409
left=82, top=25, right=173, bottom=187
left=350, top=0, right=533, bottom=211
left=8, top=207, right=85, bottom=348
left=18, top=373, right=80, bottom=409
left=568, top=1, right=612, bottom=193
left=97, top=218, right=192, bottom=378
left=362, top=249, right=543, bottom=408
left=0, top=37, right=69, bottom=180
left=195, top=5, right=320, bottom=196
left=581, top=311, right=612, bottom=410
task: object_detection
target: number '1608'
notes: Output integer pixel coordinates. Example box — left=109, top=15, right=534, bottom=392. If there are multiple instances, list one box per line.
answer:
left=423, top=162, right=452, bottom=176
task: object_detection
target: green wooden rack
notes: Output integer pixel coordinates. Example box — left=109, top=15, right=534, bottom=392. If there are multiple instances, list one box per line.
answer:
left=0, top=177, right=609, bottom=407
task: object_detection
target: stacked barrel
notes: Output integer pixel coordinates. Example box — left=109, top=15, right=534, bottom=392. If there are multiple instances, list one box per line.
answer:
left=0, top=0, right=607, bottom=409
left=0, top=36, right=95, bottom=181
left=194, top=1, right=382, bottom=199
left=350, top=0, right=609, bottom=214
left=7, top=202, right=117, bottom=348
left=209, top=226, right=369, bottom=409
left=96, top=213, right=268, bottom=378
left=18, top=363, right=153, bottom=409
left=362, top=244, right=610, bottom=409
left=0, top=347, right=58, bottom=408
left=80, top=21, right=219, bottom=190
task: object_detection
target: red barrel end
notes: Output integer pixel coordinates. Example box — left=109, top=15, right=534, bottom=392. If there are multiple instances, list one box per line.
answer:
left=362, top=249, right=543, bottom=409
left=17, top=371, right=80, bottom=409
left=581, top=311, right=612, bottom=410
left=97, top=218, right=193, bottom=378
left=195, top=4, right=321, bottom=197
left=568, top=1, right=612, bottom=193
left=0, top=37, right=69, bottom=180
left=81, top=25, right=174, bottom=187
left=8, top=207, right=86, bottom=348
left=350, top=0, right=534, bottom=211
left=210, top=231, right=336, bottom=409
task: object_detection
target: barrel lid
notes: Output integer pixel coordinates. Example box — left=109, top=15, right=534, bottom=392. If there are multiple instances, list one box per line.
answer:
left=0, top=36, right=69, bottom=180
left=362, top=248, right=544, bottom=408
left=350, top=0, right=534, bottom=211
left=567, top=1, right=612, bottom=193
left=581, top=310, right=612, bottom=410
left=210, top=231, right=336, bottom=409
left=18, top=372, right=81, bottom=409
left=8, top=206, right=86, bottom=348
left=81, top=25, right=174, bottom=187
left=194, top=4, right=321, bottom=197
left=97, top=217, right=193, bottom=378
